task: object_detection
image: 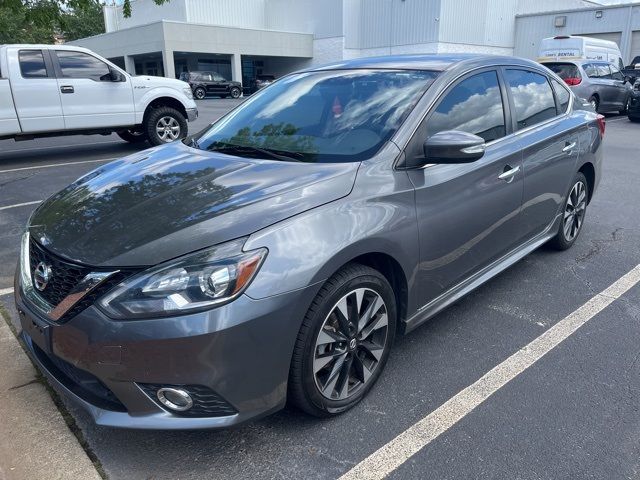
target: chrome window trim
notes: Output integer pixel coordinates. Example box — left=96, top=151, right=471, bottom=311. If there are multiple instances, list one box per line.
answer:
left=392, top=62, right=574, bottom=169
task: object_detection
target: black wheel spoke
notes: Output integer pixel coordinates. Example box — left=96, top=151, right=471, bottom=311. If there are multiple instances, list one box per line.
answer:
left=313, top=287, right=389, bottom=401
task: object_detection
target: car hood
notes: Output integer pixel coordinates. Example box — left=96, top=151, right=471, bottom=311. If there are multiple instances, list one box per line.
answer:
left=28, top=142, right=359, bottom=267
left=131, top=75, right=189, bottom=91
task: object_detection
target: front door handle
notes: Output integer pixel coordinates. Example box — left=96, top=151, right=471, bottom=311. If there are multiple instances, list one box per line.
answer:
left=60, top=85, right=74, bottom=94
left=498, top=165, right=520, bottom=183
left=562, top=141, right=577, bottom=153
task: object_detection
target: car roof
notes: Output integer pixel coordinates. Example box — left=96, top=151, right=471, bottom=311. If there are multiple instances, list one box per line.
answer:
left=305, top=53, right=544, bottom=72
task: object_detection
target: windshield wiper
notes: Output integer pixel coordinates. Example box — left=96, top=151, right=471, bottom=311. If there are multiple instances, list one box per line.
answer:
left=207, top=143, right=304, bottom=162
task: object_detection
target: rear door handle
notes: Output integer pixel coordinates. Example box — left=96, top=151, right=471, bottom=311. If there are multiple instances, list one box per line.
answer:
left=498, top=165, right=520, bottom=182
left=562, top=141, right=577, bottom=153
left=60, top=85, right=74, bottom=94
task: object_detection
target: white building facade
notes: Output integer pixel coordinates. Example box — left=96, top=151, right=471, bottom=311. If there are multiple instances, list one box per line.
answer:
left=70, top=0, right=638, bottom=92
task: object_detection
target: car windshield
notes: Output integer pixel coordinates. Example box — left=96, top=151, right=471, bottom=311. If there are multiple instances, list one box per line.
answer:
left=193, top=69, right=438, bottom=163
left=544, top=62, right=581, bottom=80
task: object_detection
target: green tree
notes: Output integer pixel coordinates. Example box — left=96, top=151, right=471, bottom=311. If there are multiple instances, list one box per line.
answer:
left=0, top=0, right=168, bottom=44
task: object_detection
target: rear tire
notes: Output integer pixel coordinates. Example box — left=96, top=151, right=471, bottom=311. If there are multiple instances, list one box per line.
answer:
left=194, top=87, right=206, bottom=100
left=117, top=129, right=147, bottom=144
left=620, top=97, right=630, bottom=115
left=548, top=172, right=589, bottom=251
left=588, top=95, right=599, bottom=113
left=288, top=263, right=397, bottom=417
left=144, top=107, right=188, bottom=146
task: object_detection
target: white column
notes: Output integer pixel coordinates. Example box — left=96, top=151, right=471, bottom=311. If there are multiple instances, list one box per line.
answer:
left=124, top=55, right=136, bottom=75
left=162, top=49, right=176, bottom=79
left=231, top=52, right=243, bottom=86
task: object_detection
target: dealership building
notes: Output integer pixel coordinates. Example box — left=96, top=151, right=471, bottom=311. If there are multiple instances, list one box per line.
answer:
left=70, top=0, right=640, bottom=93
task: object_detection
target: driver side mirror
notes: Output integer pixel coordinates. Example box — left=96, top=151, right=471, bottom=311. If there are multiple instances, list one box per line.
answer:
left=109, top=68, right=126, bottom=82
left=418, top=130, right=486, bottom=166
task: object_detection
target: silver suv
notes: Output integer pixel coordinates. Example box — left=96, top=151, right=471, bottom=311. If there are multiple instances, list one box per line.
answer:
left=542, top=59, right=632, bottom=113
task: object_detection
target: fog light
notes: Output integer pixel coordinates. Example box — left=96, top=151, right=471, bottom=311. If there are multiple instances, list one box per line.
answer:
left=156, top=387, right=193, bottom=411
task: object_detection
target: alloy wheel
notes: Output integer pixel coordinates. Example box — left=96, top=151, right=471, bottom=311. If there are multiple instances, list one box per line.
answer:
left=156, top=116, right=181, bottom=142
left=313, top=288, right=389, bottom=401
left=195, top=88, right=206, bottom=99
left=563, top=180, right=587, bottom=242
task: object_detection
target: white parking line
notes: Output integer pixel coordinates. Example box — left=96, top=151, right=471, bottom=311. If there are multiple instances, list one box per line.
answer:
left=340, top=264, right=640, bottom=480
left=0, top=200, right=41, bottom=211
left=0, top=157, right=114, bottom=174
left=0, top=140, right=120, bottom=155
left=0, top=288, right=13, bottom=297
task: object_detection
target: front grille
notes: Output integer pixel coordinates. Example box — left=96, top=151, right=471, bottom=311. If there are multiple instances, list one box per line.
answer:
left=29, top=239, right=90, bottom=307
left=138, top=383, right=238, bottom=417
left=30, top=340, right=126, bottom=412
left=28, top=239, right=140, bottom=322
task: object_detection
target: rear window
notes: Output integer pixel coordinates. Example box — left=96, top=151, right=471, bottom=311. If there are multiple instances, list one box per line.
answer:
left=543, top=62, right=580, bottom=81
left=504, top=69, right=557, bottom=130
left=19, top=50, right=48, bottom=78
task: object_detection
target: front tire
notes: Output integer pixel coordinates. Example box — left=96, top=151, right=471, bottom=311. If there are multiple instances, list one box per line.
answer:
left=230, top=87, right=241, bottom=99
left=289, top=264, right=397, bottom=417
left=620, top=97, right=630, bottom=115
left=548, top=172, right=589, bottom=250
left=117, top=129, right=147, bottom=144
left=588, top=95, right=599, bottom=113
left=144, top=107, right=188, bottom=146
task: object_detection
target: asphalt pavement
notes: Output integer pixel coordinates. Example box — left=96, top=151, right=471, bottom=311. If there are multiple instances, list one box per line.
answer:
left=0, top=102, right=639, bottom=480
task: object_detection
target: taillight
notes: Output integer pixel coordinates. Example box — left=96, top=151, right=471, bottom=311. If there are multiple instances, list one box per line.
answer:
left=596, top=114, right=606, bottom=137
left=564, top=77, right=582, bottom=86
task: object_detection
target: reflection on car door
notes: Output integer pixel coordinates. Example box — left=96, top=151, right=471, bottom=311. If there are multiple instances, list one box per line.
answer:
left=405, top=69, right=524, bottom=303
left=213, top=73, right=226, bottom=95
left=609, top=65, right=629, bottom=107
left=503, top=69, right=582, bottom=240
left=10, top=48, right=65, bottom=132
left=53, top=50, right=135, bottom=130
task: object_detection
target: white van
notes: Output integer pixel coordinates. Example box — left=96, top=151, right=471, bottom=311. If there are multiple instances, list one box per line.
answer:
left=538, top=35, right=624, bottom=70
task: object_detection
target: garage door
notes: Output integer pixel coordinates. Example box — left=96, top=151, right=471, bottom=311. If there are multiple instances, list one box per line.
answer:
left=578, top=31, right=623, bottom=47
left=631, top=31, right=640, bottom=64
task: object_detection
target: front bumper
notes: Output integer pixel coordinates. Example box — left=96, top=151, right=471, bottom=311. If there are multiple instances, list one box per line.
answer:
left=186, top=107, right=198, bottom=122
left=15, top=278, right=319, bottom=430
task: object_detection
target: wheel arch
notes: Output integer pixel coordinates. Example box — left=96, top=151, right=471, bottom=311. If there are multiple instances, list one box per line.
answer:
left=578, top=161, right=596, bottom=204
left=143, top=96, right=188, bottom=123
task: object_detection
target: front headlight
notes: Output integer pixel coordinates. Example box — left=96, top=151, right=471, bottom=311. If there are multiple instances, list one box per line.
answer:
left=98, top=239, right=266, bottom=319
left=183, top=87, right=194, bottom=100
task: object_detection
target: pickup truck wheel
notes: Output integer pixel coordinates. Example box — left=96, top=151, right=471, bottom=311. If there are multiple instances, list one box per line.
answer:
left=230, top=87, right=241, bottom=99
left=117, top=129, right=147, bottom=144
left=145, top=107, right=187, bottom=146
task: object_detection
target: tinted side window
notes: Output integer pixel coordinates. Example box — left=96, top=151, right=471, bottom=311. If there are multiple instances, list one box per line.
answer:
left=610, top=65, right=624, bottom=81
left=213, top=74, right=225, bottom=81
left=583, top=63, right=598, bottom=78
left=427, top=71, right=505, bottom=143
left=19, top=50, right=48, bottom=78
left=505, top=69, right=557, bottom=130
left=56, top=51, right=110, bottom=80
left=596, top=64, right=611, bottom=79
left=551, top=79, right=571, bottom=113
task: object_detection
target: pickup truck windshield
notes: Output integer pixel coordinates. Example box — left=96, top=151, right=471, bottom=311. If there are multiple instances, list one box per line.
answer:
left=193, top=69, right=438, bottom=163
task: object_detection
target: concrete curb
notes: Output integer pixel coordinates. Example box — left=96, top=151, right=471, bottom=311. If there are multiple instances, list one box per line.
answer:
left=0, top=308, right=102, bottom=480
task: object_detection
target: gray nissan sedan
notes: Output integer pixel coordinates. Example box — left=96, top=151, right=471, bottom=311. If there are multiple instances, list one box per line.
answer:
left=15, top=54, right=604, bottom=429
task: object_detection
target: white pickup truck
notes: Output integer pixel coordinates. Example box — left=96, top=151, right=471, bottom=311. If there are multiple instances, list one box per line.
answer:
left=0, top=44, right=198, bottom=145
